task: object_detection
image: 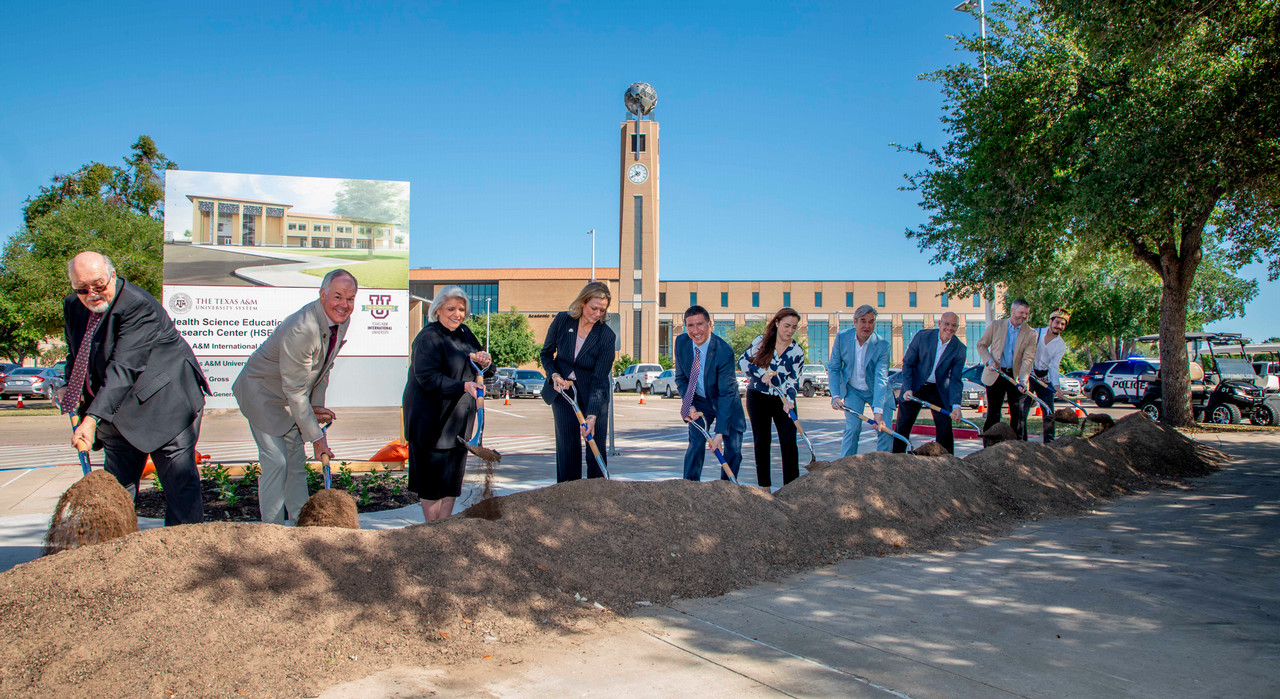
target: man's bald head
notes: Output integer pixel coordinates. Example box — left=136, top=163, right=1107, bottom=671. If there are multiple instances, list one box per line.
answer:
left=938, top=312, right=959, bottom=343
left=67, top=252, right=118, bottom=313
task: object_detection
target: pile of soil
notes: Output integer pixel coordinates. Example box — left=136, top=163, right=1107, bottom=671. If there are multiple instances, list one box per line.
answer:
left=0, top=414, right=1227, bottom=697
left=135, top=471, right=419, bottom=522
left=912, top=440, right=949, bottom=456
left=43, top=471, right=139, bottom=555
left=297, top=489, right=360, bottom=529
left=983, top=421, right=1019, bottom=446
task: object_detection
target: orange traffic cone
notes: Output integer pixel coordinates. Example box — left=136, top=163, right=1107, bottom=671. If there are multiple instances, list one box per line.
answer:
left=15, top=394, right=23, bottom=408
left=976, top=397, right=986, bottom=415
left=1034, top=405, right=1043, bottom=416
left=1075, top=407, right=1084, bottom=418
left=639, top=387, right=646, bottom=405
left=504, top=392, right=511, bottom=405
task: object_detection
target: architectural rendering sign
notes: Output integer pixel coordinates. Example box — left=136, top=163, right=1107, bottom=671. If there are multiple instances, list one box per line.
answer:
left=163, top=170, right=410, bottom=408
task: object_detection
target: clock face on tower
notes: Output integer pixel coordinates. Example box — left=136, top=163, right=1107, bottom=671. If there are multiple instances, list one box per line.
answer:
left=627, top=163, right=649, bottom=184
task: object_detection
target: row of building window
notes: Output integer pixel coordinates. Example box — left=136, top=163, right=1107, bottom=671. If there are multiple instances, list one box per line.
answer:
left=670, top=290, right=980, bottom=310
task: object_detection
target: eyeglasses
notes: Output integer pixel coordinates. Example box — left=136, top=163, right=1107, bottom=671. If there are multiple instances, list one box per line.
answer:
left=73, top=278, right=112, bottom=296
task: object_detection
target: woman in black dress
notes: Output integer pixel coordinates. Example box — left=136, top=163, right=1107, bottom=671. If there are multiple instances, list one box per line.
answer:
left=540, top=281, right=616, bottom=482
left=403, top=285, right=493, bottom=521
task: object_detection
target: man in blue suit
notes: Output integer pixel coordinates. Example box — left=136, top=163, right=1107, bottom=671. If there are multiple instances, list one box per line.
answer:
left=827, top=305, right=891, bottom=457
left=893, top=312, right=967, bottom=454
left=675, top=305, right=746, bottom=481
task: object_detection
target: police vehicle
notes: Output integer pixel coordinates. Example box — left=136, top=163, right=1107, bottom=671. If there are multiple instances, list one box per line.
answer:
left=1082, top=357, right=1161, bottom=408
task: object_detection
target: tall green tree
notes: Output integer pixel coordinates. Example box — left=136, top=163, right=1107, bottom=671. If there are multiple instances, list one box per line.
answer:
left=904, top=0, right=1280, bottom=426
left=22, top=136, right=175, bottom=226
left=331, top=180, right=409, bottom=256
left=464, top=310, right=540, bottom=368
left=0, top=291, right=44, bottom=363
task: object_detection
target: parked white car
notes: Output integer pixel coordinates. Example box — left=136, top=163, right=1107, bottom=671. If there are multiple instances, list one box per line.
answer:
left=614, top=363, right=664, bottom=392
left=651, top=369, right=680, bottom=397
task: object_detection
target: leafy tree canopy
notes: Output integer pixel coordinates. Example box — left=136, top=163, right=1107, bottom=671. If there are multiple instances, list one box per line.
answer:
left=904, top=0, right=1279, bottom=424
left=22, top=136, right=175, bottom=226
left=0, top=291, right=44, bottom=363
left=464, top=309, right=540, bottom=369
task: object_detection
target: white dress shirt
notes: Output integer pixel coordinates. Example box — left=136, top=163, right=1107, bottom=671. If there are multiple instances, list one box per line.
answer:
left=851, top=336, right=870, bottom=391
left=1033, top=328, right=1068, bottom=388
left=693, top=337, right=712, bottom=397
left=929, top=337, right=952, bottom=384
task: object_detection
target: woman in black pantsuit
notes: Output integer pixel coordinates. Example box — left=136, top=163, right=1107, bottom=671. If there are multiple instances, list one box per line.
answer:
left=540, top=281, right=617, bottom=483
left=403, top=285, right=492, bottom=521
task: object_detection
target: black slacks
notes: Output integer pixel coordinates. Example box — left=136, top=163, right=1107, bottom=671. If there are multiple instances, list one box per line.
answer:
left=98, top=413, right=204, bottom=526
left=1028, top=369, right=1057, bottom=443
left=892, top=383, right=954, bottom=453
left=983, top=370, right=1027, bottom=438
left=745, top=389, right=798, bottom=488
left=550, top=398, right=608, bottom=482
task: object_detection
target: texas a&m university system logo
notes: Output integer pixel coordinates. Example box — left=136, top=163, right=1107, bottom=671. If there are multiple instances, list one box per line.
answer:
left=362, top=294, right=397, bottom=320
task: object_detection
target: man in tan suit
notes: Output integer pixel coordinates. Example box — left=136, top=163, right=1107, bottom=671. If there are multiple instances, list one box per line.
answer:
left=233, top=269, right=356, bottom=524
left=976, top=298, right=1037, bottom=438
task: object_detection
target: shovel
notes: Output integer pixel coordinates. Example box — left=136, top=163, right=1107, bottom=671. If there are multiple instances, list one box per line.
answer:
left=319, top=421, right=332, bottom=489
left=839, top=404, right=912, bottom=449
left=767, top=379, right=816, bottom=465
left=68, top=414, right=92, bottom=476
left=687, top=415, right=739, bottom=484
left=991, top=365, right=1054, bottom=417
left=1028, top=374, right=1092, bottom=418
left=556, top=384, right=610, bottom=479
left=905, top=395, right=982, bottom=432
left=459, top=360, right=502, bottom=463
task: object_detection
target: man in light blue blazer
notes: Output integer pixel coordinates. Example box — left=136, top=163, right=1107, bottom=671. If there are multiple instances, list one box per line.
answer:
left=675, top=305, right=746, bottom=481
left=828, top=305, right=891, bottom=457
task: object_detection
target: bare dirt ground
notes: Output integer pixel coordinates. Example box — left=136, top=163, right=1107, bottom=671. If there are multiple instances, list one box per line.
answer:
left=0, top=415, right=1226, bottom=698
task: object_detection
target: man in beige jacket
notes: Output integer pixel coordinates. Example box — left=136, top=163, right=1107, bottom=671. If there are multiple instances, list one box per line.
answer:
left=233, top=270, right=356, bottom=524
left=976, top=298, right=1037, bottom=439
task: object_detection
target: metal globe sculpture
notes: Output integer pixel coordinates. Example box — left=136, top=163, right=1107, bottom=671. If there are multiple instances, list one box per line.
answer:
left=624, top=82, right=657, bottom=117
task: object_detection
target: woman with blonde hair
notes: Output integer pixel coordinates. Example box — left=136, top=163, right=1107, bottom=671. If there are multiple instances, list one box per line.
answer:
left=402, top=285, right=493, bottom=521
left=739, top=307, right=805, bottom=489
left=540, top=281, right=617, bottom=482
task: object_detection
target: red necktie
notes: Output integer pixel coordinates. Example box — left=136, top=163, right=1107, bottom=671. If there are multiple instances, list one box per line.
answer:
left=61, top=312, right=103, bottom=414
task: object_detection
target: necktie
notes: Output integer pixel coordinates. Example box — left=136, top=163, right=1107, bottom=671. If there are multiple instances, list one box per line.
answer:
left=60, top=312, right=104, bottom=414
left=681, top=346, right=701, bottom=420
left=325, top=325, right=338, bottom=364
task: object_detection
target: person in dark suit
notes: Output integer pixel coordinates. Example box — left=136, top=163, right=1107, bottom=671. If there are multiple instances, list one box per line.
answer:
left=540, top=281, right=617, bottom=483
left=674, top=305, right=746, bottom=481
left=892, top=312, right=968, bottom=454
left=60, top=252, right=210, bottom=525
left=403, top=285, right=493, bottom=522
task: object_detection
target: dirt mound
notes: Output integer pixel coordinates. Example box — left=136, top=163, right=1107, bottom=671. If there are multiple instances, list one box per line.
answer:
left=1087, top=413, right=1116, bottom=431
left=43, top=470, right=139, bottom=555
left=1054, top=407, right=1080, bottom=425
left=964, top=437, right=1144, bottom=517
left=912, top=440, right=949, bottom=456
left=0, top=417, right=1229, bottom=698
left=776, top=451, right=1006, bottom=553
left=1091, top=413, right=1227, bottom=477
left=297, top=489, right=360, bottom=529
left=983, top=421, right=1018, bottom=446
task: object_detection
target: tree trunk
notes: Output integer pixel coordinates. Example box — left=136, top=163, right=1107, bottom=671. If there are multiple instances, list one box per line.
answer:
left=1158, top=273, right=1194, bottom=426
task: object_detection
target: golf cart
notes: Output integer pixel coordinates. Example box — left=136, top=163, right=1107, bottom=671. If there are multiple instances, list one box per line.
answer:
left=1134, top=332, right=1277, bottom=425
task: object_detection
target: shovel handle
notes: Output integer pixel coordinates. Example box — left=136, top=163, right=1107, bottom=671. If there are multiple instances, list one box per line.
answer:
left=321, top=453, right=331, bottom=490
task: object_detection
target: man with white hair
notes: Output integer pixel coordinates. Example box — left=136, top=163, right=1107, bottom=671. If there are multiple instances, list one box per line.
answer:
left=61, top=251, right=211, bottom=525
left=827, top=305, right=891, bottom=457
left=233, top=269, right=357, bottom=524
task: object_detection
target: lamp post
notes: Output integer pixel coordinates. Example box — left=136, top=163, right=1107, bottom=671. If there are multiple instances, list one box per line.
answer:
left=484, top=297, right=492, bottom=352
left=588, top=228, right=596, bottom=280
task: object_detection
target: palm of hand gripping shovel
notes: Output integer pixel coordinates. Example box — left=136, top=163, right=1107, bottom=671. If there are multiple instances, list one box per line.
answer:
left=686, top=412, right=739, bottom=484
left=555, top=382, right=610, bottom=479
left=837, top=403, right=913, bottom=449
left=904, top=395, right=982, bottom=433
left=765, top=375, right=817, bottom=465
left=69, top=414, right=92, bottom=476
left=458, top=360, right=502, bottom=463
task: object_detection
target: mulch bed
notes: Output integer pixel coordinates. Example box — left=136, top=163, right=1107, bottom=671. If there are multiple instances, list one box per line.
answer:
left=134, top=465, right=419, bottom=521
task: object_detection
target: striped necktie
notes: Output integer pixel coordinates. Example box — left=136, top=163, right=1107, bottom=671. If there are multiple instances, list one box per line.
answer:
left=681, top=346, right=701, bottom=419
left=60, top=312, right=104, bottom=414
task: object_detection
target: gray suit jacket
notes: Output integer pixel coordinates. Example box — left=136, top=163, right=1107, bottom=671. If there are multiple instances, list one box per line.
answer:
left=232, top=298, right=348, bottom=442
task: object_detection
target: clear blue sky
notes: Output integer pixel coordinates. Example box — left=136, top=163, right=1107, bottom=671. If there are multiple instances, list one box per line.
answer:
left=1, top=1, right=1274, bottom=339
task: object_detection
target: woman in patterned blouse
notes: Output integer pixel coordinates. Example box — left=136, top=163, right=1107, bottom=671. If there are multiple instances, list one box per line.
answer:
left=739, top=307, right=805, bottom=490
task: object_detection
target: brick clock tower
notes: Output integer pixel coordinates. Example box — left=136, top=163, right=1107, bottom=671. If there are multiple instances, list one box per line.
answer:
left=618, top=82, right=660, bottom=363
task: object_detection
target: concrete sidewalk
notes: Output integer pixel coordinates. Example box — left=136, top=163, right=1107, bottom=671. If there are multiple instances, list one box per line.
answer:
left=318, top=431, right=1280, bottom=698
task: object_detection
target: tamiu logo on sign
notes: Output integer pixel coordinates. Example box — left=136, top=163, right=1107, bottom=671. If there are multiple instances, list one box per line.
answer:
left=362, top=294, right=397, bottom=320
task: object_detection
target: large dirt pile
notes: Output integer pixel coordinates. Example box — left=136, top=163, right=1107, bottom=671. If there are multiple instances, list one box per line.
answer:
left=0, top=414, right=1227, bottom=698
left=297, top=489, right=360, bottom=529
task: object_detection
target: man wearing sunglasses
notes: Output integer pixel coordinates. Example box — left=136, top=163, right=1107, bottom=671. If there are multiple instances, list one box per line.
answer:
left=61, top=251, right=210, bottom=525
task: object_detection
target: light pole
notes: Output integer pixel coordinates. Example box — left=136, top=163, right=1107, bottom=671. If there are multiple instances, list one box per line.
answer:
left=587, top=228, right=596, bottom=280
left=955, top=0, right=995, bottom=323
left=954, top=0, right=988, bottom=88
left=484, top=297, right=492, bottom=352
